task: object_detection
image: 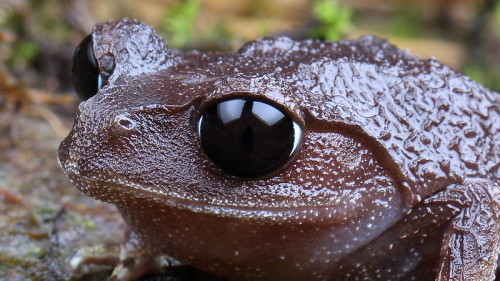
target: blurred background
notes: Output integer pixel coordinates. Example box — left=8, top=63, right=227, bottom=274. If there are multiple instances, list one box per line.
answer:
left=1, top=0, right=499, bottom=96
left=0, top=0, right=499, bottom=280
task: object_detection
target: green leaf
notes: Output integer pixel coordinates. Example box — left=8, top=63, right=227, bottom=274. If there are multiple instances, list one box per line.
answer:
left=310, top=0, right=352, bottom=41
left=160, top=0, right=201, bottom=48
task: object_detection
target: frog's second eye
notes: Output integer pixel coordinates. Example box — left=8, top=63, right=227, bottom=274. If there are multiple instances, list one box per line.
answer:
left=197, top=99, right=302, bottom=178
left=70, top=35, right=102, bottom=100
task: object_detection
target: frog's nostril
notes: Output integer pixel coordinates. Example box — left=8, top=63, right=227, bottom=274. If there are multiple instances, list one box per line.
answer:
left=116, top=115, right=136, bottom=130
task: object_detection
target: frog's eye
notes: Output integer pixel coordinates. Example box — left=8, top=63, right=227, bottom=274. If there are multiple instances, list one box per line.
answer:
left=197, top=99, right=302, bottom=178
left=70, top=35, right=103, bottom=100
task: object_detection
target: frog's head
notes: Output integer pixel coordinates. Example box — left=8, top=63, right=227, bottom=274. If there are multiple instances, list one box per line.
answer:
left=59, top=18, right=406, bottom=214
left=58, top=19, right=412, bottom=277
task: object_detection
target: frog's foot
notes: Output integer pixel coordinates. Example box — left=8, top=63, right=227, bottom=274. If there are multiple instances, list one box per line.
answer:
left=69, top=243, right=121, bottom=274
left=69, top=231, right=180, bottom=281
left=108, top=231, right=181, bottom=281
left=108, top=253, right=174, bottom=281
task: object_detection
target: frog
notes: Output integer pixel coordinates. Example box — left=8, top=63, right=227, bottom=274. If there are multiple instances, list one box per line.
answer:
left=58, top=18, right=499, bottom=281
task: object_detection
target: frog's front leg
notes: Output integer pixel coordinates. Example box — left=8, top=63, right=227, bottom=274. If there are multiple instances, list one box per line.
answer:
left=108, top=231, right=179, bottom=281
left=70, top=230, right=178, bottom=281
left=333, top=181, right=499, bottom=281
left=401, top=181, right=499, bottom=281
left=430, top=182, right=499, bottom=281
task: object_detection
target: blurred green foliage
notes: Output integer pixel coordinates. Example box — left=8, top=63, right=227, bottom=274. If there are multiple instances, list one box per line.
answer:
left=158, top=0, right=245, bottom=51
left=391, top=7, right=422, bottom=37
left=310, top=0, right=352, bottom=41
left=0, top=0, right=498, bottom=92
left=0, top=0, right=75, bottom=91
left=494, top=2, right=500, bottom=37
left=159, top=0, right=201, bottom=48
left=464, top=62, right=500, bottom=93
left=463, top=1, right=500, bottom=92
left=68, top=212, right=96, bottom=231
left=0, top=3, right=39, bottom=72
left=201, top=21, right=239, bottom=50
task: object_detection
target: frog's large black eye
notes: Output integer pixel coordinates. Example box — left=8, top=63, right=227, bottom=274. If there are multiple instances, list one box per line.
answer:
left=70, top=35, right=102, bottom=100
left=197, top=99, right=302, bottom=178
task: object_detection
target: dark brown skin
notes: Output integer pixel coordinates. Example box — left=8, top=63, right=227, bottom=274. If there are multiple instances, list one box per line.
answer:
left=58, top=19, right=499, bottom=281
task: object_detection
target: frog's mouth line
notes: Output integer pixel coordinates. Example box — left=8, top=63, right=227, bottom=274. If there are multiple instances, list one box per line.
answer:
left=62, top=167, right=366, bottom=223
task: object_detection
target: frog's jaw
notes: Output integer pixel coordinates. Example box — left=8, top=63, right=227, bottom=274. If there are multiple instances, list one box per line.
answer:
left=58, top=105, right=408, bottom=227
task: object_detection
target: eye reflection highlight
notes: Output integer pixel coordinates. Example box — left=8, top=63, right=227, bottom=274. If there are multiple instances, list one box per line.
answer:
left=197, top=98, right=303, bottom=178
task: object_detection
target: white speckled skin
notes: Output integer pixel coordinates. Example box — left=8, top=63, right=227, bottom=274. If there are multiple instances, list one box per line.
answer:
left=58, top=19, right=499, bottom=281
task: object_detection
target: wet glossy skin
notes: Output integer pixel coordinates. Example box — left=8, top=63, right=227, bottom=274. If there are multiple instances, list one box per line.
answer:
left=58, top=19, right=499, bottom=281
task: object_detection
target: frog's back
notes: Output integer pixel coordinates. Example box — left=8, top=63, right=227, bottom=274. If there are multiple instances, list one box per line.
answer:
left=294, top=36, right=499, bottom=196
left=235, top=36, right=499, bottom=198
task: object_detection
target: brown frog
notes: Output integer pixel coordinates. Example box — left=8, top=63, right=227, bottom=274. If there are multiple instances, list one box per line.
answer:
left=58, top=18, right=499, bottom=281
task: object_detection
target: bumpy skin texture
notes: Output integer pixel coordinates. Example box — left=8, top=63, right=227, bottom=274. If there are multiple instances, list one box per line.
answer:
left=58, top=19, right=499, bottom=281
